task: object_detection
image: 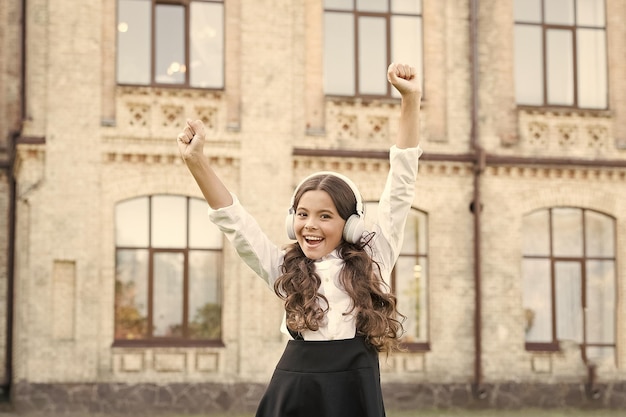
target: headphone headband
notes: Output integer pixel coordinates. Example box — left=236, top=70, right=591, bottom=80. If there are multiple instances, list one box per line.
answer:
left=288, top=171, right=363, bottom=215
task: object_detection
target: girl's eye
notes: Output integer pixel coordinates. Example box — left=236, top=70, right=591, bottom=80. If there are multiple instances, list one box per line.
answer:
left=296, top=212, right=307, bottom=218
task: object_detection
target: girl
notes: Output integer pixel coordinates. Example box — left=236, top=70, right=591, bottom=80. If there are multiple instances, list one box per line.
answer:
left=177, top=63, right=422, bottom=417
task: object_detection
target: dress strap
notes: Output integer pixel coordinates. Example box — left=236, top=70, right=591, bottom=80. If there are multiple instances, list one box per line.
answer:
left=287, top=327, right=304, bottom=340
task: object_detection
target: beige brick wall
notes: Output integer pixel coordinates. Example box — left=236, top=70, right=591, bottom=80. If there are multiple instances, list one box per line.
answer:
left=5, top=0, right=626, bottom=402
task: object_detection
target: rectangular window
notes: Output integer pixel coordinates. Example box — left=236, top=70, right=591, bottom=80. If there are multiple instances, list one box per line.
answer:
left=514, top=0, right=607, bottom=109
left=324, top=0, right=423, bottom=98
left=117, top=0, right=224, bottom=88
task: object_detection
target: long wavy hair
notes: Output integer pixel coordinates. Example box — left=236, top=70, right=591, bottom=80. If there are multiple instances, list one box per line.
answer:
left=274, top=173, right=405, bottom=352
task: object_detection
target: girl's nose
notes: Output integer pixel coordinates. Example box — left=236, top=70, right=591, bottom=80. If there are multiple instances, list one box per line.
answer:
left=304, top=219, right=318, bottom=230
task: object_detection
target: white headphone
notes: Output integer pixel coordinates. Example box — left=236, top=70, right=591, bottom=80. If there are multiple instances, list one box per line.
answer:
left=285, top=171, right=365, bottom=244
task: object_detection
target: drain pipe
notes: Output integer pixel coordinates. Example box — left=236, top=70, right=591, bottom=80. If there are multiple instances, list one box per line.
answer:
left=469, top=0, right=486, bottom=400
left=2, top=0, right=27, bottom=401
left=1, top=133, right=17, bottom=403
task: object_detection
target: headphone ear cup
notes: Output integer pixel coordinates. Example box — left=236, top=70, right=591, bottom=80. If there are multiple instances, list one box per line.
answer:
left=343, top=214, right=365, bottom=244
left=285, top=212, right=296, bottom=240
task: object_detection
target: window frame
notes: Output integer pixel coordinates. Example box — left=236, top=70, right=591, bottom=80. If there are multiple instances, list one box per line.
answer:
left=113, top=195, right=224, bottom=348
left=522, top=207, right=617, bottom=363
left=116, top=0, right=225, bottom=89
left=513, top=0, right=608, bottom=109
left=364, top=201, right=430, bottom=351
left=323, top=0, right=423, bottom=99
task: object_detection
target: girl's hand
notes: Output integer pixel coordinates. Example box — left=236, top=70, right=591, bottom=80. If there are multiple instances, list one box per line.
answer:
left=177, top=119, right=206, bottom=164
left=387, top=63, right=421, bottom=98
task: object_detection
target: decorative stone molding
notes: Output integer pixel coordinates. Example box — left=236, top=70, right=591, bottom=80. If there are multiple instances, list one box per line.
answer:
left=321, top=99, right=399, bottom=150
left=113, top=87, right=224, bottom=140
left=485, top=165, right=626, bottom=182
left=112, top=348, right=221, bottom=376
left=293, top=156, right=389, bottom=178
left=518, top=108, right=614, bottom=157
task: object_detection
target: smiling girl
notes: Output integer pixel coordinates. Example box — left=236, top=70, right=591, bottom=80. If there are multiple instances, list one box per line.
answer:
left=177, top=63, right=422, bottom=417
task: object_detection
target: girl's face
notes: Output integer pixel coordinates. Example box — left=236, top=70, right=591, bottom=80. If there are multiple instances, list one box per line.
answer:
left=294, top=189, right=346, bottom=260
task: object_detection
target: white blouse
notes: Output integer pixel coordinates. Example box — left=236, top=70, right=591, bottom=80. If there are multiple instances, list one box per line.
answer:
left=209, top=145, right=422, bottom=341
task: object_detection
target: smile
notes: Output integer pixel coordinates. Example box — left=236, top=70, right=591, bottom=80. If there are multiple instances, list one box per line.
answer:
left=304, top=235, right=323, bottom=244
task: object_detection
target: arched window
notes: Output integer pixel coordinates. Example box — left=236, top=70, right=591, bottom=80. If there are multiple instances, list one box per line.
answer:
left=365, top=202, right=429, bottom=350
left=114, top=195, right=223, bottom=346
left=522, top=207, right=616, bottom=363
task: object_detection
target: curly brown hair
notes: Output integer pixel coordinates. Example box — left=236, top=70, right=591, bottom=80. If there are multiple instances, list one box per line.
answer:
left=274, top=173, right=405, bottom=352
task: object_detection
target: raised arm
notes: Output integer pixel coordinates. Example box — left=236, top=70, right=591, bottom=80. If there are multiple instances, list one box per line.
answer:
left=387, top=63, right=422, bottom=149
left=177, top=119, right=233, bottom=209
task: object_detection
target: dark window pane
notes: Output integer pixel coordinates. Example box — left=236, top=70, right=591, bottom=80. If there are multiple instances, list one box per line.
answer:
left=151, top=196, right=187, bottom=248
left=116, top=197, right=149, bottom=247
left=546, top=29, right=574, bottom=106
left=155, top=4, right=186, bottom=84
left=522, top=259, right=552, bottom=342
left=522, top=209, right=550, bottom=256
left=153, top=252, right=184, bottom=337
left=117, top=0, right=151, bottom=84
left=324, top=12, right=355, bottom=95
left=115, top=249, right=149, bottom=339
left=555, top=261, right=583, bottom=343
left=577, top=28, right=607, bottom=109
left=514, top=0, right=542, bottom=22
left=544, top=0, right=575, bottom=25
left=576, top=0, right=605, bottom=26
left=514, top=25, right=544, bottom=105
left=552, top=208, right=583, bottom=257
left=358, top=16, right=387, bottom=95
left=190, top=2, right=224, bottom=88
left=188, top=251, right=222, bottom=339
left=585, top=260, right=615, bottom=344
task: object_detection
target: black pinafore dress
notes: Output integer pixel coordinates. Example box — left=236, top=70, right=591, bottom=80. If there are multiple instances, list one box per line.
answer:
left=255, top=335, right=385, bottom=417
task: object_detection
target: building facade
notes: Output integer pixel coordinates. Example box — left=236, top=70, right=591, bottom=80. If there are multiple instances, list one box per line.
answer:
left=1, top=0, right=625, bottom=413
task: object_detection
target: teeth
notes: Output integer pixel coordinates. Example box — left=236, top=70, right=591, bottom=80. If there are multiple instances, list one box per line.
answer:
left=305, top=236, right=322, bottom=241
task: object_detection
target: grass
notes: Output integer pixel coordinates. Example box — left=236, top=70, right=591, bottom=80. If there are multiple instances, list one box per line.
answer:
left=141, top=410, right=624, bottom=417
left=387, top=409, right=624, bottom=417
left=4, top=408, right=624, bottom=417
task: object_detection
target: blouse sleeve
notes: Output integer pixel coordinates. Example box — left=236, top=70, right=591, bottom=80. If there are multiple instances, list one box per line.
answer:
left=208, top=194, right=284, bottom=287
left=370, top=145, right=422, bottom=282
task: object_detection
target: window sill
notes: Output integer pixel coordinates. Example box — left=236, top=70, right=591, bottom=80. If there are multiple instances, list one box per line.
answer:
left=399, top=341, right=430, bottom=353
left=525, top=342, right=560, bottom=352
left=517, top=105, right=612, bottom=118
left=113, top=339, right=225, bottom=348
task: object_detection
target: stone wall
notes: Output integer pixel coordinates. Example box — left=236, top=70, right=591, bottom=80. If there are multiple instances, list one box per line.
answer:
left=11, top=381, right=626, bottom=414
